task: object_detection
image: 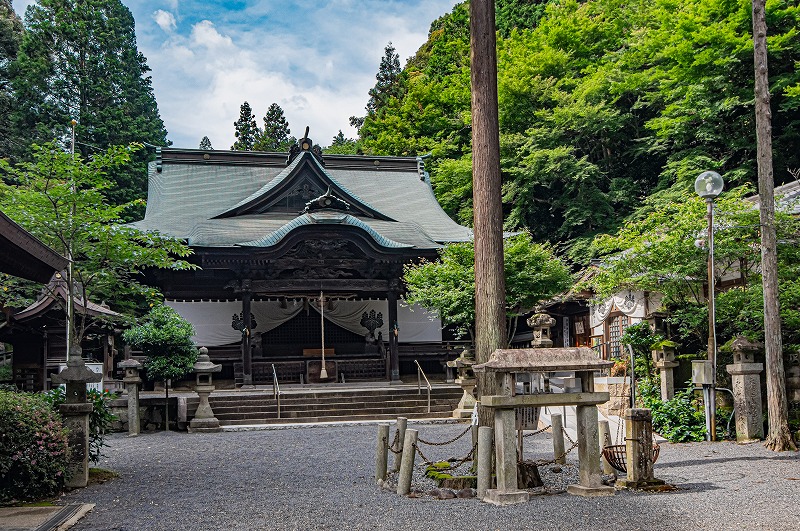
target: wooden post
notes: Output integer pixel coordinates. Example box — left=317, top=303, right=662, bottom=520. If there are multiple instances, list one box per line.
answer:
left=392, top=416, right=407, bottom=472
left=388, top=290, right=400, bottom=382
left=241, top=289, right=253, bottom=387
left=470, top=0, right=506, bottom=428
left=551, top=413, right=566, bottom=465
left=375, top=424, right=390, bottom=483
left=396, top=429, right=418, bottom=496
left=752, top=0, right=796, bottom=451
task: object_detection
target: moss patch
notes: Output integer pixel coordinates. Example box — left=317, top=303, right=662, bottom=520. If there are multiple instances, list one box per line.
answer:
left=88, top=468, right=118, bottom=486
left=424, top=462, right=477, bottom=489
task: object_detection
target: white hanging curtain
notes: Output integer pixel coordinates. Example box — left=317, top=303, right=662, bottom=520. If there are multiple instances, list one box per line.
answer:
left=166, top=298, right=443, bottom=347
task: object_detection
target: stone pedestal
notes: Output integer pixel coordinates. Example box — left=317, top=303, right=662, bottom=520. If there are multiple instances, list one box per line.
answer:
left=566, top=404, right=614, bottom=497
left=118, top=359, right=142, bottom=437
left=726, top=337, right=764, bottom=442
left=653, top=346, right=679, bottom=400
left=188, top=347, right=222, bottom=433
left=616, top=408, right=664, bottom=490
left=485, top=406, right=529, bottom=506
left=50, top=353, right=102, bottom=488
left=452, top=377, right=477, bottom=418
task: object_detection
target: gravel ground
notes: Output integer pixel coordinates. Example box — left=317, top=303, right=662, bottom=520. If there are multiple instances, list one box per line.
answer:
left=60, top=423, right=800, bottom=531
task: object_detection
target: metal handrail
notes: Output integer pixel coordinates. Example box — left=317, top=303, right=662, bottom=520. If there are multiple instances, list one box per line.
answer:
left=272, top=363, right=281, bottom=419
left=414, top=359, right=431, bottom=413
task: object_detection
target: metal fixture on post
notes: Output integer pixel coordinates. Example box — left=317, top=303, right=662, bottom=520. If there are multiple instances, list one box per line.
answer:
left=694, top=170, right=724, bottom=441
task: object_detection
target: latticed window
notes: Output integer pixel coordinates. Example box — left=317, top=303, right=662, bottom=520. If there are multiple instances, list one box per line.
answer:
left=608, top=314, right=629, bottom=358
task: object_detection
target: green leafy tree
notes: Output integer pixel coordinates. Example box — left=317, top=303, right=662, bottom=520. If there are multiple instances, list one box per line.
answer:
left=10, top=0, right=169, bottom=206
left=0, top=143, right=196, bottom=344
left=253, top=103, right=293, bottom=151
left=122, top=305, right=197, bottom=383
left=0, top=0, right=23, bottom=160
left=231, top=101, right=259, bottom=151
left=367, top=42, right=404, bottom=116
left=404, top=233, right=572, bottom=340
left=198, top=136, right=213, bottom=150
left=323, top=130, right=360, bottom=155
left=122, top=304, right=197, bottom=431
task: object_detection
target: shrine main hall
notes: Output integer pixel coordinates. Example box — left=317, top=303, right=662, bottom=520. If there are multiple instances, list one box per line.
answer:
left=132, top=134, right=473, bottom=386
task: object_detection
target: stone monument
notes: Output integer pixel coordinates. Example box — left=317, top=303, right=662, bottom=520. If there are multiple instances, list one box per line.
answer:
left=615, top=408, right=664, bottom=490
left=118, top=358, right=143, bottom=436
left=50, top=348, right=102, bottom=488
left=188, top=347, right=222, bottom=433
left=527, top=313, right=556, bottom=348
left=474, top=348, right=615, bottom=504
left=447, top=348, right=477, bottom=419
left=652, top=342, right=679, bottom=400
left=725, top=336, right=764, bottom=442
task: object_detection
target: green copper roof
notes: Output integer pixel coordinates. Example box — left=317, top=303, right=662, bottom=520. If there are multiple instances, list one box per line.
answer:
left=238, top=213, right=412, bottom=249
left=132, top=148, right=473, bottom=250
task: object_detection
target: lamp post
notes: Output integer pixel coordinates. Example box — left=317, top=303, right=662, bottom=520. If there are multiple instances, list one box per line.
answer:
left=695, top=170, right=724, bottom=441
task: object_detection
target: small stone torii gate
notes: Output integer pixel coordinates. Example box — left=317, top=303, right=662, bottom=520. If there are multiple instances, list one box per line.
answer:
left=474, top=347, right=615, bottom=505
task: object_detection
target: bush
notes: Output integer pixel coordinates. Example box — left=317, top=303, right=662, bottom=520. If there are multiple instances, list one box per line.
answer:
left=639, top=378, right=706, bottom=442
left=44, top=387, right=117, bottom=464
left=0, top=390, right=69, bottom=505
left=123, top=305, right=197, bottom=382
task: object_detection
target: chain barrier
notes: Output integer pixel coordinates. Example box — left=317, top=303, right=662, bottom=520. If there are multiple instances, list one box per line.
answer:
left=561, top=426, right=577, bottom=446
left=413, top=442, right=475, bottom=471
left=387, top=429, right=401, bottom=455
left=522, top=424, right=552, bottom=438
left=417, top=423, right=472, bottom=447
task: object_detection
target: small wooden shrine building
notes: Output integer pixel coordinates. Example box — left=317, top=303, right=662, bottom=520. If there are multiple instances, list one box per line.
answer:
left=132, top=133, right=473, bottom=385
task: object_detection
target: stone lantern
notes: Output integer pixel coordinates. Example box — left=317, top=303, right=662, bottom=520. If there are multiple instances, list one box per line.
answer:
left=527, top=313, right=556, bottom=348
left=118, top=359, right=143, bottom=436
left=725, top=337, right=764, bottom=442
left=446, top=348, right=476, bottom=419
left=50, top=350, right=102, bottom=488
left=652, top=342, right=679, bottom=400
left=188, top=347, right=222, bottom=433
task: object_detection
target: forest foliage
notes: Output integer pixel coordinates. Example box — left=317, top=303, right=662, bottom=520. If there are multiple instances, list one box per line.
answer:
left=357, top=0, right=800, bottom=265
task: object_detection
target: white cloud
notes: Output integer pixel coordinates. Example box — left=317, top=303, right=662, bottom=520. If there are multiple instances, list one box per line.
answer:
left=128, top=1, right=457, bottom=149
left=153, top=10, right=177, bottom=33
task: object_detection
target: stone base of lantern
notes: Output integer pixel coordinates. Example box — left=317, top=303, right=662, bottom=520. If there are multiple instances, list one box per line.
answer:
left=616, top=477, right=665, bottom=490
left=188, top=417, right=222, bottom=433
left=483, top=489, right=530, bottom=506
left=566, top=484, right=615, bottom=497
left=452, top=377, right=476, bottom=418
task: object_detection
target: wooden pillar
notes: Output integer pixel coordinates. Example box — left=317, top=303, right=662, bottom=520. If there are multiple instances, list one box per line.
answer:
left=241, top=289, right=253, bottom=387
left=388, top=290, right=400, bottom=382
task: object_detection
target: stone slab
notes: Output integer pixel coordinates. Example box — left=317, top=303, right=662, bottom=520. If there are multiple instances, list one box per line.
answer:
left=566, top=484, right=615, bottom=497
left=483, top=489, right=530, bottom=506
left=482, top=391, right=609, bottom=408
left=616, top=478, right=666, bottom=490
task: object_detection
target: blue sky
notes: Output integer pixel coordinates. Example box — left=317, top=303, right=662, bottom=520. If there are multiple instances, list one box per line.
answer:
left=13, top=0, right=456, bottom=149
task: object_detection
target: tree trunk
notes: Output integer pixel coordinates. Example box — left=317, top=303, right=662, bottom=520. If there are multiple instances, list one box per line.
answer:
left=470, top=0, right=507, bottom=428
left=752, top=0, right=796, bottom=451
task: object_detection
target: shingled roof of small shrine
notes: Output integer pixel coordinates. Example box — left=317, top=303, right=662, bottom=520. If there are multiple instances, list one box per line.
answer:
left=131, top=147, right=473, bottom=250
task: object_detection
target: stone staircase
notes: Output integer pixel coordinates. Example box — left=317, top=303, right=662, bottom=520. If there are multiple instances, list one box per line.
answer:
left=198, top=385, right=464, bottom=426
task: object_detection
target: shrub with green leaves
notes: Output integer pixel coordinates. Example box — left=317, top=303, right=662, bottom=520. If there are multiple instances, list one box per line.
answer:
left=638, top=378, right=706, bottom=442
left=123, top=305, right=197, bottom=382
left=0, top=390, right=69, bottom=504
left=43, top=387, right=117, bottom=464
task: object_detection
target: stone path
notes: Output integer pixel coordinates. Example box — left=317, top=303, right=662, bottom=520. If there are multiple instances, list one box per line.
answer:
left=56, top=422, right=800, bottom=530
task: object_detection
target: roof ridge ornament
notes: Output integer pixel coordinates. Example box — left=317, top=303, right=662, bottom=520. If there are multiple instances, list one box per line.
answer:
left=303, top=186, right=350, bottom=213
left=287, top=126, right=324, bottom=166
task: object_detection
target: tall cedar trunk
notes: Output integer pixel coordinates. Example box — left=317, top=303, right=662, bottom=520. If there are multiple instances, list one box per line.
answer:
left=470, top=0, right=507, bottom=428
left=752, top=0, right=796, bottom=451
